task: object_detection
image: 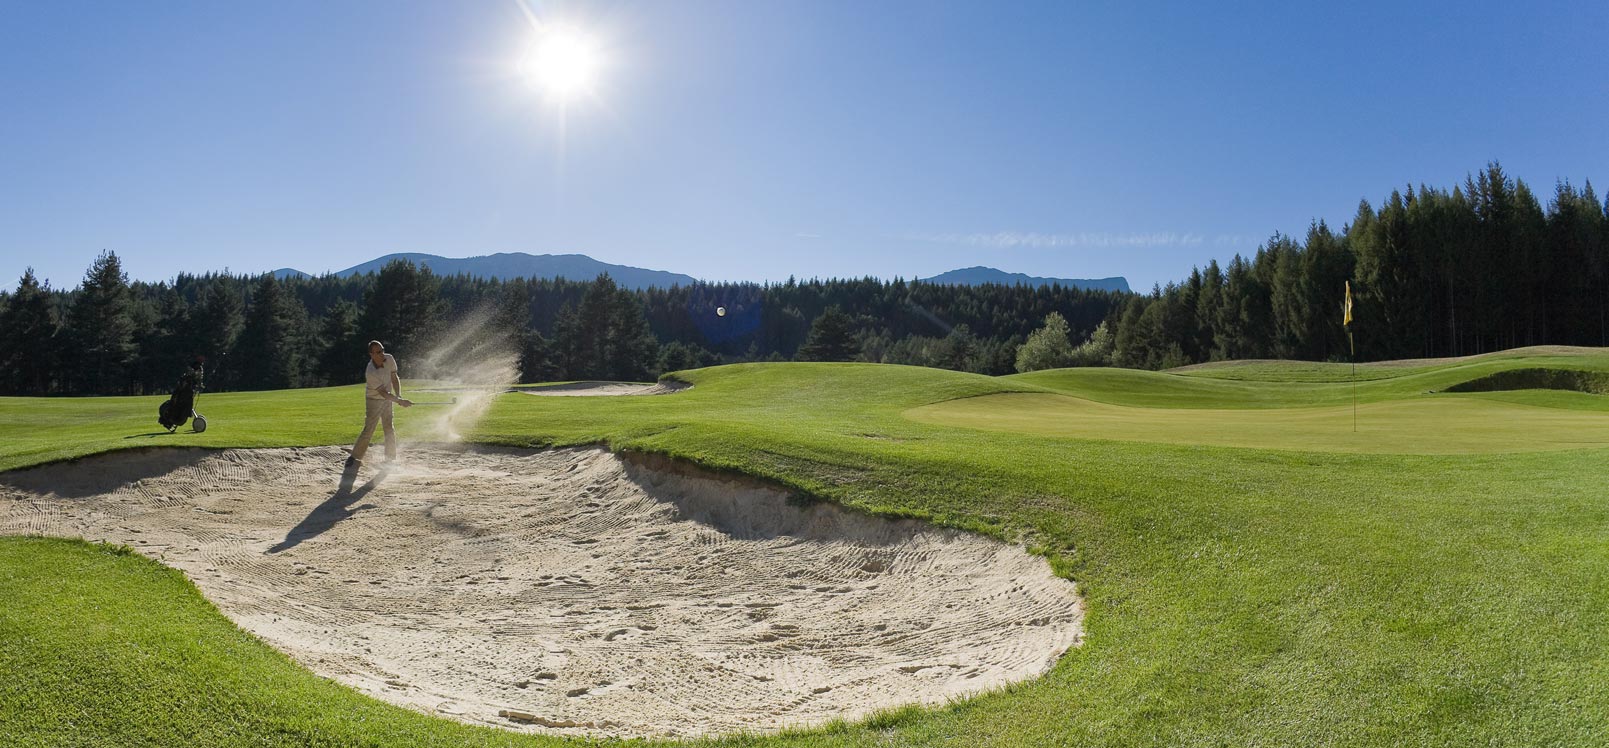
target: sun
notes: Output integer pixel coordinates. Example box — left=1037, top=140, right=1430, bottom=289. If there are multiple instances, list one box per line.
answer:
left=520, top=25, right=602, bottom=102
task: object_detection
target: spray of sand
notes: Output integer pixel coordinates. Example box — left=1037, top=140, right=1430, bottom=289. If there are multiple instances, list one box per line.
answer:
left=414, top=308, right=522, bottom=441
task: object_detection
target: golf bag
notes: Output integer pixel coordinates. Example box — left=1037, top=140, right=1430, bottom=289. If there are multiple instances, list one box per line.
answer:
left=159, top=366, right=205, bottom=432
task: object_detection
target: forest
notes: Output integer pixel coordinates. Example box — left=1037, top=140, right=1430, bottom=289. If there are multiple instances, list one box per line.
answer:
left=0, top=252, right=1123, bottom=396
left=1111, top=163, right=1609, bottom=368
left=1, top=162, right=1603, bottom=396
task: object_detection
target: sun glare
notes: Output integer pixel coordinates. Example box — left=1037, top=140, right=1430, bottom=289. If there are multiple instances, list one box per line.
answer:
left=521, top=25, right=602, bottom=102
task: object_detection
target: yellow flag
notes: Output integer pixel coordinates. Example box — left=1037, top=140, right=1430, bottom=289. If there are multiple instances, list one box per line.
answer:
left=1343, top=281, right=1354, bottom=326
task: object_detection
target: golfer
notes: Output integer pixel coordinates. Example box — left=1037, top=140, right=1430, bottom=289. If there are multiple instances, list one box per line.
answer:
left=349, top=340, right=413, bottom=465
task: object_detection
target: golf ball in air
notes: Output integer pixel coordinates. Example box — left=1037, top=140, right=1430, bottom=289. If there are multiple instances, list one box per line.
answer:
left=717, top=306, right=726, bottom=316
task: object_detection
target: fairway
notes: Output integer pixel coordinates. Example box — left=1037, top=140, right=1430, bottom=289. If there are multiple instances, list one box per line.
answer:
left=4, top=353, right=1609, bottom=747
left=905, top=391, right=1609, bottom=454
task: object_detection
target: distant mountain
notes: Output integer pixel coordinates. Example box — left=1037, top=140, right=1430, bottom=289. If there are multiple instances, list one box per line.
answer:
left=919, top=266, right=1130, bottom=292
left=270, top=256, right=1129, bottom=292
left=273, top=252, right=698, bottom=290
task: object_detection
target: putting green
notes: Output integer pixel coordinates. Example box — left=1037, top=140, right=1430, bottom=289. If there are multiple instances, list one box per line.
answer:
left=904, top=392, right=1609, bottom=454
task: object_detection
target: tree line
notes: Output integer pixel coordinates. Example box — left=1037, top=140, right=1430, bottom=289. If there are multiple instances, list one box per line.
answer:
left=5, top=161, right=1601, bottom=395
left=1106, top=162, right=1609, bottom=368
left=0, top=254, right=1126, bottom=396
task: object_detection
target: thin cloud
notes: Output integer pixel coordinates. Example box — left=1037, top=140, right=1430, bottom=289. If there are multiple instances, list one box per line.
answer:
left=792, top=232, right=823, bottom=240
left=901, top=231, right=1208, bottom=249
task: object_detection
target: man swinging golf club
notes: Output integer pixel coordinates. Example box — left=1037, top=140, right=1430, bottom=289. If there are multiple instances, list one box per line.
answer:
left=348, top=340, right=413, bottom=466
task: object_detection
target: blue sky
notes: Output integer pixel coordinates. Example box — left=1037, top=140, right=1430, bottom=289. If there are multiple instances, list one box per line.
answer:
left=3, top=1, right=1606, bottom=292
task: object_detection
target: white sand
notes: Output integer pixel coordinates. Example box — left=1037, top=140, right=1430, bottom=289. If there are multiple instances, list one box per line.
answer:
left=0, top=446, right=1081, bottom=738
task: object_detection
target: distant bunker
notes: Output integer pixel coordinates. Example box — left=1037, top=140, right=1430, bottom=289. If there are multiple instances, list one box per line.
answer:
left=0, top=446, right=1082, bottom=738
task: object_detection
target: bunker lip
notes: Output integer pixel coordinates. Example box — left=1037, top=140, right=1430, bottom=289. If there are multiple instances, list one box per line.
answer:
left=0, top=445, right=1082, bottom=739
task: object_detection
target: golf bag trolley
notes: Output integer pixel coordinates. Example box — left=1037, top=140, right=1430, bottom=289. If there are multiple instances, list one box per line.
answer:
left=159, top=360, right=208, bottom=433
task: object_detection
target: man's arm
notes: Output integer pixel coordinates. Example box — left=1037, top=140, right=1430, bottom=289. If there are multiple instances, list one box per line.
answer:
left=389, top=368, right=412, bottom=407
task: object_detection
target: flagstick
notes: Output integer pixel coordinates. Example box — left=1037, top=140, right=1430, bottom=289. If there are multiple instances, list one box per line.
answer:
left=1344, top=281, right=1356, bottom=434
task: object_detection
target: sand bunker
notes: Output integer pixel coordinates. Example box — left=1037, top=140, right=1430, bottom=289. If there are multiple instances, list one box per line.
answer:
left=0, top=446, right=1081, bottom=738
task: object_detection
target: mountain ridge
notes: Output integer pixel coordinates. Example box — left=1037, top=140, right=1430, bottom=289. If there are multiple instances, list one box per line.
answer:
left=272, top=252, right=697, bottom=290
left=272, top=254, right=1129, bottom=293
left=917, top=266, right=1129, bottom=292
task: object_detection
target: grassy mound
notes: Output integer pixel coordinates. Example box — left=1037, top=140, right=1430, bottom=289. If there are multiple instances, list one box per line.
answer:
left=928, top=350, right=1609, bottom=453
left=1443, top=367, right=1609, bottom=395
left=4, top=354, right=1609, bottom=746
left=1010, top=348, right=1609, bottom=410
left=1171, top=345, right=1609, bottom=382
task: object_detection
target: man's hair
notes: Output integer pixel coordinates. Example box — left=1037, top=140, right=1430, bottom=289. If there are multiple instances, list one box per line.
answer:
left=367, top=340, right=384, bottom=352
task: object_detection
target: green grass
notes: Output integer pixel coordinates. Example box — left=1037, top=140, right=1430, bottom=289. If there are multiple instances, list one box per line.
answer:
left=1168, top=345, right=1609, bottom=383
left=905, top=391, right=1609, bottom=453
left=933, top=348, right=1609, bottom=454
left=0, top=537, right=565, bottom=748
left=1010, top=348, right=1609, bottom=410
left=0, top=386, right=391, bottom=473
left=4, top=352, right=1609, bottom=746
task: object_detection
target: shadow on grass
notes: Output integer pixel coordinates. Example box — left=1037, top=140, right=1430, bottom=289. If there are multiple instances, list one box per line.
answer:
left=268, top=464, right=387, bottom=554
left=123, top=431, right=178, bottom=439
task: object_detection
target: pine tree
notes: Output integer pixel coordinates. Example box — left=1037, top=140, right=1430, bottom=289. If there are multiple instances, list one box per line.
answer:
left=1196, top=260, right=1223, bottom=359
left=1113, top=296, right=1151, bottom=367
left=133, top=287, right=191, bottom=395
left=1299, top=221, right=1353, bottom=360
left=570, top=277, right=617, bottom=378
left=606, top=287, right=660, bottom=381
left=357, top=260, right=444, bottom=360
left=796, top=306, right=860, bottom=362
left=1266, top=234, right=1305, bottom=358
left=66, top=251, right=137, bottom=394
left=550, top=303, right=584, bottom=379
left=235, top=274, right=307, bottom=390
left=491, top=281, right=555, bottom=383
left=315, top=299, right=363, bottom=385
left=931, top=324, right=979, bottom=372
left=0, top=269, right=62, bottom=394
left=189, top=280, right=245, bottom=388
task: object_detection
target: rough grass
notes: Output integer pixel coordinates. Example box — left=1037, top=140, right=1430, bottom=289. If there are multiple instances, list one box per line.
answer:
left=4, top=353, right=1609, bottom=746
